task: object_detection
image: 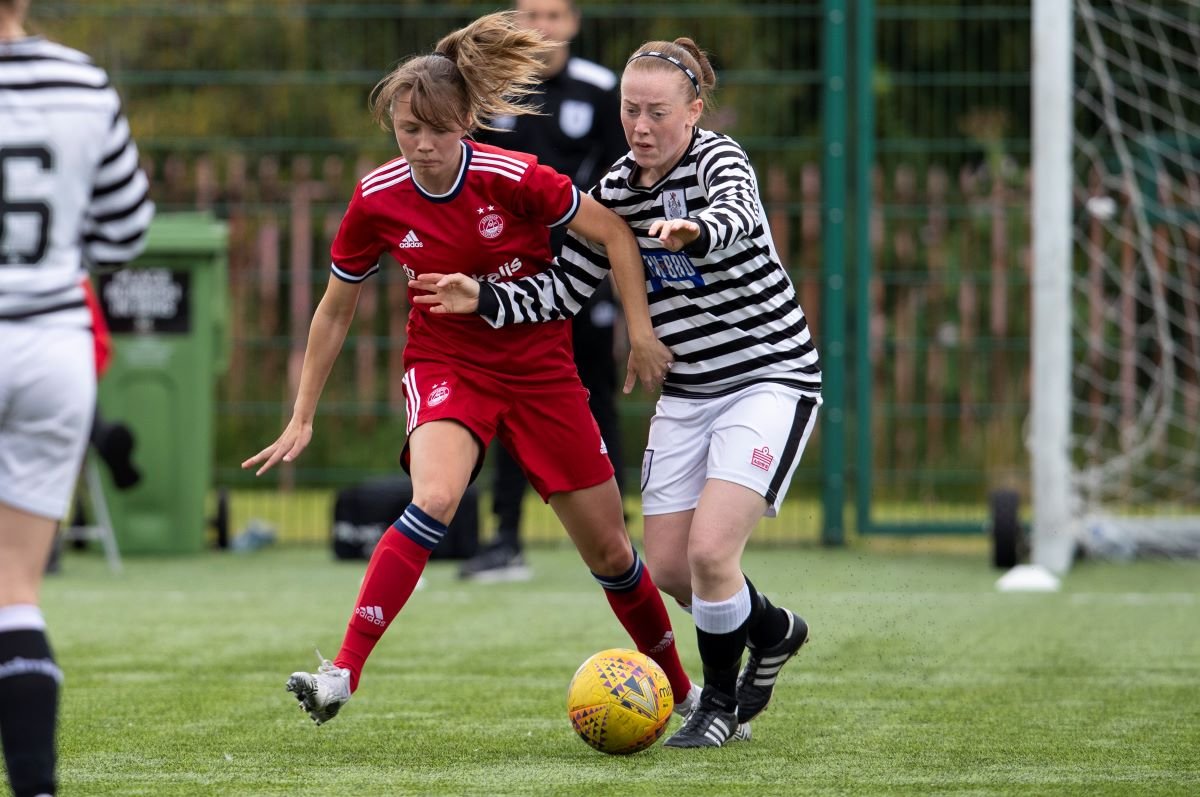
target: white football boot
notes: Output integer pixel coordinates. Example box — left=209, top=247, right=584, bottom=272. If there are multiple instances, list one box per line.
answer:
left=286, top=650, right=351, bottom=725
left=673, top=682, right=703, bottom=718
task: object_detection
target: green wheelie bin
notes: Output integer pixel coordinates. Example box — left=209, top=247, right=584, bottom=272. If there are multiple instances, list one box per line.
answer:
left=94, top=212, right=229, bottom=554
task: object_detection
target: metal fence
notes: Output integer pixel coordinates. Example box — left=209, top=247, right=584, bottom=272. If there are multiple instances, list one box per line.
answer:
left=855, top=2, right=1033, bottom=538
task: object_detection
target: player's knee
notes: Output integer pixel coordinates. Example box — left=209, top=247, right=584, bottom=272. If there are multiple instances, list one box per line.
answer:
left=687, top=542, right=735, bottom=587
left=587, top=536, right=636, bottom=577
left=409, top=489, right=460, bottom=526
left=657, top=574, right=692, bottom=607
left=643, top=555, right=690, bottom=603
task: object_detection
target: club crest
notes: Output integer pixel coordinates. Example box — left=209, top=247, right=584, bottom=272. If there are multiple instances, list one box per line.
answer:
left=559, top=100, right=594, bottom=139
left=428, top=381, right=451, bottom=407
left=663, top=189, right=687, bottom=220
left=478, top=213, right=504, bottom=240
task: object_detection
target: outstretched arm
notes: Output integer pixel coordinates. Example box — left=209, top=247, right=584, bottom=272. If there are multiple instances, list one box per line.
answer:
left=413, top=194, right=631, bottom=324
left=412, top=195, right=672, bottom=392
left=242, top=274, right=362, bottom=475
left=568, top=194, right=672, bottom=393
left=413, top=235, right=605, bottom=326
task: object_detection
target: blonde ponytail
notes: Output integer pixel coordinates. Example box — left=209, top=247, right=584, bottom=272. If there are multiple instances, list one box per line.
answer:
left=370, top=11, right=555, bottom=132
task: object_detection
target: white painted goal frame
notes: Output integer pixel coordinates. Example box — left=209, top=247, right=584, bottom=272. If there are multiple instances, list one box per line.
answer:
left=1030, top=0, right=1200, bottom=575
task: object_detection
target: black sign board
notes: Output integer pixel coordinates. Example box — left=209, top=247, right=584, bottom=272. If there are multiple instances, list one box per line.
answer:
left=98, top=268, right=190, bottom=334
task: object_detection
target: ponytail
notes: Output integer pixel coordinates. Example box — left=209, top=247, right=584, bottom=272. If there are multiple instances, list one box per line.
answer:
left=370, top=11, right=555, bottom=132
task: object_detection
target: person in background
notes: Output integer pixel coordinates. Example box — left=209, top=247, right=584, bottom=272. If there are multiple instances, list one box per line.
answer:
left=413, top=36, right=819, bottom=749
left=243, top=12, right=701, bottom=729
left=0, top=0, right=154, bottom=793
left=460, top=0, right=629, bottom=583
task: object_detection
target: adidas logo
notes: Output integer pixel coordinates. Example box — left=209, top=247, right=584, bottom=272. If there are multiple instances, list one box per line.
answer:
left=398, top=230, right=423, bottom=249
left=355, top=605, right=386, bottom=627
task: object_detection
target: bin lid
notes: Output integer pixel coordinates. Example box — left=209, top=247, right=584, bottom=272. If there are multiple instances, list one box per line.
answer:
left=144, top=212, right=228, bottom=256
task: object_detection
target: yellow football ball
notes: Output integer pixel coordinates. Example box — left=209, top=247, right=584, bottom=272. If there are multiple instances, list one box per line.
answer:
left=566, top=648, right=673, bottom=755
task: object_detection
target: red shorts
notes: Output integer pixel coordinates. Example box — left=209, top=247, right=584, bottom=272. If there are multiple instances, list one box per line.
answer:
left=400, top=359, right=614, bottom=501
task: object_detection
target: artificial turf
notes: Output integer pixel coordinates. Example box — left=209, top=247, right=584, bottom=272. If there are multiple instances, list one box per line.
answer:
left=43, top=544, right=1200, bottom=796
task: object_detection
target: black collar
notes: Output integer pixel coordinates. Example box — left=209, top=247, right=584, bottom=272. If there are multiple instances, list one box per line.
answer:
left=410, top=141, right=472, bottom=204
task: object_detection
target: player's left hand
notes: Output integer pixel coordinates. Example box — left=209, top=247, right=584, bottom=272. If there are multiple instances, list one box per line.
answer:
left=648, top=219, right=700, bottom=252
left=410, top=273, right=480, bottom=314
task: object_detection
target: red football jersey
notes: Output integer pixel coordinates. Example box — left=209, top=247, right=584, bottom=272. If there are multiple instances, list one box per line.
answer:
left=331, top=140, right=581, bottom=380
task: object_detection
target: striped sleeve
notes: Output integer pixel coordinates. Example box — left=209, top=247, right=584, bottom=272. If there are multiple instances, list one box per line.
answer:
left=84, top=103, right=154, bottom=269
left=689, top=140, right=762, bottom=257
left=476, top=230, right=609, bottom=328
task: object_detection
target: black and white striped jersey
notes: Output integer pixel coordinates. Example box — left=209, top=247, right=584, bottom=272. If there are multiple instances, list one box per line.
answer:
left=0, top=36, right=154, bottom=324
left=476, top=126, right=821, bottom=398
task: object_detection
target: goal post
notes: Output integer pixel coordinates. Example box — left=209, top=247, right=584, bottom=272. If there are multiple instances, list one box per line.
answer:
left=1030, top=0, right=1077, bottom=576
left=1028, top=0, right=1200, bottom=578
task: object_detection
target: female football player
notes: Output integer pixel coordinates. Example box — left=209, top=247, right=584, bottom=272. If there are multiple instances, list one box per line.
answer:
left=412, top=36, right=819, bottom=748
left=243, top=12, right=698, bottom=727
left=0, top=0, right=154, bottom=792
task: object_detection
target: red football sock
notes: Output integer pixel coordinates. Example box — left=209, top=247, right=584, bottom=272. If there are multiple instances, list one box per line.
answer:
left=602, top=566, right=693, bottom=706
left=334, top=525, right=433, bottom=692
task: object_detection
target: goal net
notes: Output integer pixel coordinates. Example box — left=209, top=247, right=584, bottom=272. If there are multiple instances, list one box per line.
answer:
left=1068, top=0, right=1200, bottom=561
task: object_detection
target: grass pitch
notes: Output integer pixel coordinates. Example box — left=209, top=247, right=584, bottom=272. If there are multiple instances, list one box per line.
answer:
left=44, top=544, right=1199, bottom=796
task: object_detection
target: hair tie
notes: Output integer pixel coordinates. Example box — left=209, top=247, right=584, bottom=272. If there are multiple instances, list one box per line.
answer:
left=627, top=51, right=701, bottom=96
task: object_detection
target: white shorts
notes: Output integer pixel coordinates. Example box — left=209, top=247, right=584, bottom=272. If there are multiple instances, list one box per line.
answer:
left=640, top=383, right=821, bottom=517
left=0, top=323, right=96, bottom=519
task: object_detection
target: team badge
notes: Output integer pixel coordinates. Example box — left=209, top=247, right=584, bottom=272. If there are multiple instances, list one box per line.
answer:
left=478, top=213, right=505, bottom=239
left=559, top=100, right=594, bottom=139
left=428, top=381, right=451, bottom=407
left=663, top=189, right=687, bottom=220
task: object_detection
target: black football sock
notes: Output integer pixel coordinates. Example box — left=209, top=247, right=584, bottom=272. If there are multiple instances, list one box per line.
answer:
left=692, top=584, right=752, bottom=701
left=695, top=629, right=745, bottom=702
left=743, top=574, right=791, bottom=649
left=0, top=627, right=61, bottom=797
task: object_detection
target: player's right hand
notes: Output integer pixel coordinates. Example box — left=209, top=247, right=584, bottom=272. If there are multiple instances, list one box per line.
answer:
left=241, top=417, right=313, bottom=476
left=624, top=336, right=674, bottom=395
left=411, top=273, right=480, bottom=314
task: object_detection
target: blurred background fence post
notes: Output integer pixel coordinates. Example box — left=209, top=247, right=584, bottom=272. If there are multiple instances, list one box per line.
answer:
left=820, top=0, right=849, bottom=546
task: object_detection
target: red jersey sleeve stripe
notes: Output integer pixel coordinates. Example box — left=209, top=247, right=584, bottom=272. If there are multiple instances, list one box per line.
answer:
left=468, top=164, right=524, bottom=182
left=362, top=171, right=412, bottom=197
left=472, top=155, right=528, bottom=179
left=362, top=167, right=410, bottom=192
left=331, top=262, right=380, bottom=283
left=472, top=151, right=530, bottom=171
left=361, top=159, right=409, bottom=186
left=549, top=186, right=581, bottom=227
